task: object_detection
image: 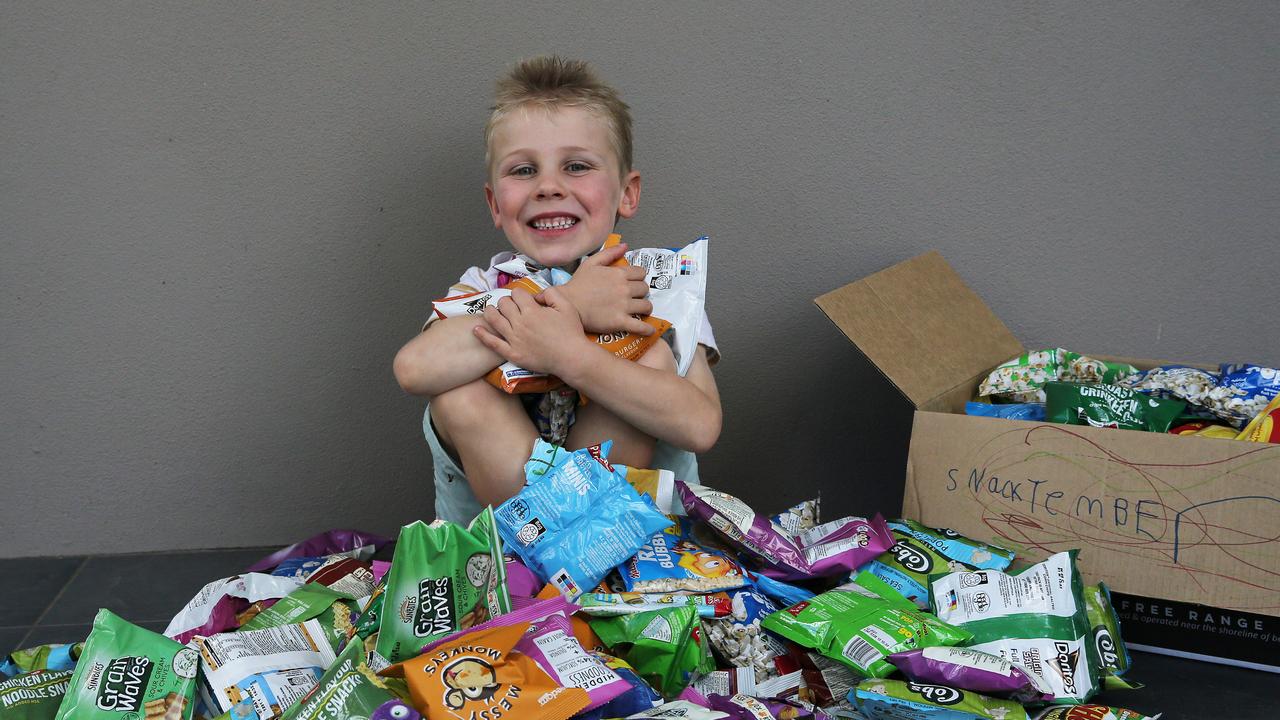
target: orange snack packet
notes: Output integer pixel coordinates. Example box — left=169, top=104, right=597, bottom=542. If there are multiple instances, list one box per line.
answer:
left=1236, top=395, right=1280, bottom=443
left=380, top=621, right=590, bottom=720
left=480, top=234, right=671, bottom=394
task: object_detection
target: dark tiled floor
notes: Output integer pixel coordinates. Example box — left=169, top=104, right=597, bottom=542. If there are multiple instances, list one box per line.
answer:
left=1, top=549, right=1277, bottom=717
left=0, top=547, right=273, bottom=652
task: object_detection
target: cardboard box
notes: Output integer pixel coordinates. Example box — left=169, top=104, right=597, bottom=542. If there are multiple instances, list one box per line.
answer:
left=816, top=251, right=1280, bottom=673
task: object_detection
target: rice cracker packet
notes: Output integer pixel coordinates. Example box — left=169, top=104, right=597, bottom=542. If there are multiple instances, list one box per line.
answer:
left=380, top=622, right=590, bottom=720
left=376, top=509, right=511, bottom=663
left=0, top=668, right=73, bottom=719
left=54, top=609, right=198, bottom=720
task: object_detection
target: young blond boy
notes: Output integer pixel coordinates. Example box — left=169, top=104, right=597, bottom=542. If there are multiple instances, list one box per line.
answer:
left=393, top=56, right=722, bottom=524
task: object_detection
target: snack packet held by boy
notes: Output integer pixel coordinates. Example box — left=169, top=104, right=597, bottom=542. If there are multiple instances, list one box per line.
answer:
left=375, top=509, right=510, bottom=663
left=852, top=678, right=1029, bottom=720
left=495, top=441, right=672, bottom=598
left=930, top=551, right=1099, bottom=704
left=381, top=622, right=590, bottom=720
left=54, top=609, right=198, bottom=720
left=761, top=572, right=970, bottom=679
left=677, top=482, right=892, bottom=580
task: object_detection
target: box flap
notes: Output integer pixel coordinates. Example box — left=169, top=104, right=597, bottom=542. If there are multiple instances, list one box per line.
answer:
left=815, top=251, right=1023, bottom=408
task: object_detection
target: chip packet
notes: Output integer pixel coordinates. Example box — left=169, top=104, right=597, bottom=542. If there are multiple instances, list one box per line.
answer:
left=1030, top=705, right=1161, bottom=719
left=248, top=529, right=390, bottom=574
left=1216, top=363, right=1280, bottom=425
left=503, top=555, right=542, bottom=597
left=304, top=556, right=377, bottom=599
left=0, top=669, right=72, bottom=719
left=353, top=584, right=385, bottom=640
left=761, top=572, right=971, bottom=679
left=572, top=652, right=664, bottom=720
left=54, top=609, right=198, bottom=720
left=278, top=637, right=407, bottom=720
left=495, top=441, right=672, bottom=598
left=965, top=401, right=1047, bottom=421
left=1084, top=583, right=1131, bottom=678
left=380, top=621, right=590, bottom=720
left=621, top=518, right=748, bottom=594
left=163, top=573, right=304, bottom=645
left=677, top=482, right=893, bottom=580
left=625, top=700, right=730, bottom=719
left=866, top=530, right=975, bottom=610
left=577, top=592, right=732, bottom=618
left=0, top=644, right=81, bottom=680
left=891, top=520, right=1015, bottom=571
left=1236, top=394, right=1280, bottom=443
left=1168, top=421, right=1241, bottom=439
left=375, top=509, right=510, bottom=663
left=930, top=550, right=1099, bottom=704
left=1045, top=382, right=1185, bottom=433
left=851, top=678, right=1029, bottom=720
left=887, top=647, right=1054, bottom=704
left=616, top=466, right=680, bottom=515
left=588, top=605, right=714, bottom=699
left=706, top=693, right=830, bottom=719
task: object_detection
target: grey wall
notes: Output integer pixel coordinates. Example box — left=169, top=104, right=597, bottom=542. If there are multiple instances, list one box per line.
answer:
left=3, top=3, right=1276, bottom=558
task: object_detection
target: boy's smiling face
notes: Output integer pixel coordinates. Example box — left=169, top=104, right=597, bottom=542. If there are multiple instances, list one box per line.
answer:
left=486, top=105, right=640, bottom=269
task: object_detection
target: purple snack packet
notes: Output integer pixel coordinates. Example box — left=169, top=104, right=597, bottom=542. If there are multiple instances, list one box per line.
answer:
left=247, top=528, right=391, bottom=573
left=517, top=611, right=630, bottom=711
left=887, top=647, right=1055, bottom=704
left=504, top=554, right=542, bottom=597
left=706, top=694, right=831, bottom=719
left=677, top=482, right=892, bottom=580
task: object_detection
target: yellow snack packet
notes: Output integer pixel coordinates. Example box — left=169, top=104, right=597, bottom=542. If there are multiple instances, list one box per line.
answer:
left=380, top=622, right=590, bottom=720
left=1236, top=395, right=1280, bottom=443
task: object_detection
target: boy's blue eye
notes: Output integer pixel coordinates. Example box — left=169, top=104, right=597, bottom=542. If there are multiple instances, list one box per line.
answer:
left=511, top=166, right=535, bottom=176
left=566, top=162, right=591, bottom=172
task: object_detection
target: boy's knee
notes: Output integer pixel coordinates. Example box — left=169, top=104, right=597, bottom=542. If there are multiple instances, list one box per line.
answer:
left=431, top=378, right=506, bottom=439
left=637, top=339, right=677, bottom=373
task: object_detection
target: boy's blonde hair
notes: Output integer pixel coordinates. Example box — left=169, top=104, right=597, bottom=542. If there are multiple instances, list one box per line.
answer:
left=485, top=56, right=633, bottom=179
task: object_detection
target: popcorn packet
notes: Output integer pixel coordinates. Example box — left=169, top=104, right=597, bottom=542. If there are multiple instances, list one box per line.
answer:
left=703, top=589, right=788, bottom=679
left=54, top=609, right=198, bottom=720
left=621, top=518, right=748, bottom=594
left=978, top=349, right=1138, bottom=403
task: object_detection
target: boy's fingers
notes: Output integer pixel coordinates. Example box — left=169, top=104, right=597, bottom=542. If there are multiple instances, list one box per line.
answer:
left=482, top=306, right=512, bottom=335
left=628, top=299, right=654, bottom=317
left=586, top=243, right=628, bottom=267
left=625, top=266, right=648, bottom=281
left=473, top=324, right=510, bottom=355
left=510, top=289, right=538, bottom=311
left=495, top=295, right=520, bottom=316
left=539, top=286, right=569, bottom=309
left=625, top=317, right=657, bottom=336
left=629, top=279, right=651, bottom=298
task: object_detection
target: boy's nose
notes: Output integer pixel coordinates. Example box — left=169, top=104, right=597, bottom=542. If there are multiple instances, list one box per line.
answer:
left=535, top=175, right=565, bottom=199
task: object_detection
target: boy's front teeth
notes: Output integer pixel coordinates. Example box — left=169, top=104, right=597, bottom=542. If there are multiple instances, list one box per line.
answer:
left=532, top=217, right=577, bottom=229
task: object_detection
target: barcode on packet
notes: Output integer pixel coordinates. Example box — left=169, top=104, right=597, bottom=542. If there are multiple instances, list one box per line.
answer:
left=841, top=635, right=883, bottom=670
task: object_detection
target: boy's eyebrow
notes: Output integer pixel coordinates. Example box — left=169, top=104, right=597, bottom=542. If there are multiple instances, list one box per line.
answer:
left=495, top=146, right=605, bottom=164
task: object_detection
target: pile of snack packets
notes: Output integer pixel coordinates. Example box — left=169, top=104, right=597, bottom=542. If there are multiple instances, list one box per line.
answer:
left=1, top=436, right=1164, bottom=720
left=968, top=348, right=1279, bottom=442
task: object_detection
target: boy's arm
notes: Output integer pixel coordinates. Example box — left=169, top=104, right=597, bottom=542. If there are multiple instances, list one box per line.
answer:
left=474, top=288, right=722, bottom=453
left=392, top=316, right=505, bottom=396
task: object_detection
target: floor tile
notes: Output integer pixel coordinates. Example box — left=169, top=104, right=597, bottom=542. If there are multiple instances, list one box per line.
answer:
left=0, top=627, right=29, bottom=657
left=19, top=621, right=168, bottom=648
left=40, top=548, right=272, bottom=627
left=0, top=556, right=85, bottom=626
left=1094, top=650, right=1279, bottom=717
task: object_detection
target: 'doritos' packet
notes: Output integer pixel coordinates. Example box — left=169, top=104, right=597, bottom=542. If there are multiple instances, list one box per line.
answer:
left=380, top=622, right=590, bottom=720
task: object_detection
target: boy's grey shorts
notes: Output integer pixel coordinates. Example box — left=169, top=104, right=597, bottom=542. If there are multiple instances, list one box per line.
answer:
left=424, top=404, right=703, bottom=525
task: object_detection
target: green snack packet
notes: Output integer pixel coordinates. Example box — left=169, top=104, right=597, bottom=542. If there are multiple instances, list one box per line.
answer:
left=241, top=584, right=356, bottom=649
left=891, top=519, right=1015, bottom=571
left=866, top=530, right=975, bottom=610
left=54, top=609, right=198, bottom=720
left=979, top=349, right=1139, bottom=403
left=279, top=637, right=399, bottom=720
left=852, top=678, right=1029, bottom=719
left=353, top=583, right=385, bottom=640
left=375, top=509, right=510, bottom=663
left=588, top=605, right=713, bottom=698
left=0, top=669, right=73, bottom=719
left=3, top=645, right=82, bottom=678
left=761, top=571, right=971, bottom=679
left=1045, top=381, right=1185, bottom=433
left=1085, top=582, right=1132, bottom=678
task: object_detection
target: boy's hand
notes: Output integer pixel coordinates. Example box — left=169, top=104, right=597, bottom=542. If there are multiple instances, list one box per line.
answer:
left=474, top=288, right=595, bottom=377
left=560, top=242, right=655, bottom=336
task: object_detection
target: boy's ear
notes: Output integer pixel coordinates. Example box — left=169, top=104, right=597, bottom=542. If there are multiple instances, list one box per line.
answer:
left=616, top=170, right=642, bottom=219
left=484, top=183, right=501, bottom=228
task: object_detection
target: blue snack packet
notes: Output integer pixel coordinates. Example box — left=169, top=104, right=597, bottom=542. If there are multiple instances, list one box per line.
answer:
left=574, top=653, right=664, bottom=719
left=965, top=401, right=1046, bottom=421
left=271, top=556, right=328, bottom=580
left=621, top=518, right=748, bottom=594
left=747, top=571, right=814, bottom=608
left=495, top=440, right=673, bottom=598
